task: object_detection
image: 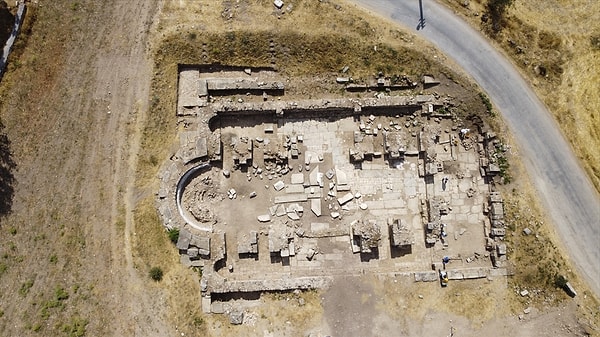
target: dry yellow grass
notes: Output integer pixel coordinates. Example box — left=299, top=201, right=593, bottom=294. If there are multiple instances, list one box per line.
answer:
left=515, top=1, right=600, bottom=190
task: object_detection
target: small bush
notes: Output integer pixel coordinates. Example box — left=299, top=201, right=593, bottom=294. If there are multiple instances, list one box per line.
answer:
left=486, top=0, right=515, bottom=32
left=149, top=267, right=163, bottom=281
left=555, top=274, right=568, bottom=288
left=193, top=316, right=204, bottom=327
left=591, top=34, right=600, bottom=50
left=149, top=154, right=158, bottom=166
left=167, top=228, right=180, bottom=244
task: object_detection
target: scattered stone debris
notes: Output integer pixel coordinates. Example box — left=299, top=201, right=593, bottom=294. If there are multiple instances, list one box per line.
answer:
left=422, top=75, right=440, bottom=87
left=273, top=180, right=285, bottom=191
left=389, top=218, right=414, bottom=248
left=306, top=248, right=316, bottom=260
left=350, top=219, right=381, bottom=254
left=311, top=198, right=322, bottom=217
left=257, top=214, right=271, bottom=222
left=337, top=192, right=354, bottom=206
left=229, top=310, right=244, bottom=325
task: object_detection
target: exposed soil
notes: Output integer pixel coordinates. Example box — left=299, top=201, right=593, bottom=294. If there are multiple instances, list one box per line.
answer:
left=319, top=274, right=590, bottom=337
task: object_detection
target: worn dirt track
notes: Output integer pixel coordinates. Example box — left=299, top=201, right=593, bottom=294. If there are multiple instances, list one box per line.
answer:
left=0, top=0, right=177, bottom=336
left=349, top=0, right=600, bottom=297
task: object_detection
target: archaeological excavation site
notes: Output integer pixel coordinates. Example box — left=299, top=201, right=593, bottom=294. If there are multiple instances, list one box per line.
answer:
left=156, top=65, right=512, bottom=316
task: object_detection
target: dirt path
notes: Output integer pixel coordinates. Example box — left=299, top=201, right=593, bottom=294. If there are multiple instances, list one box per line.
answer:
left=92, top=1, right=172, bottom=336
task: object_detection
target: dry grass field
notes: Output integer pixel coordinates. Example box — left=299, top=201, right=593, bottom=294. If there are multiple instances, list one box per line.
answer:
left=0, top=0, right=597, bottom=336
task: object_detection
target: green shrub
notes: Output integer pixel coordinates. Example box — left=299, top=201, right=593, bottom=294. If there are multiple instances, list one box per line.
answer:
left=555, top=274, right=568, bottom=288
left=167, top=228, right=180, bottom=244
left=149, top=267, right=163, bottom=281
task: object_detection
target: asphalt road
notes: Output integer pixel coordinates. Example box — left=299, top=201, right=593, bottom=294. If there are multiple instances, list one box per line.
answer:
left=350, top=0, right=600, bottom=296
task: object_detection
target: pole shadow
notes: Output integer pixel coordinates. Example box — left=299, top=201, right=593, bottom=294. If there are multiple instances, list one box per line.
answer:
left=416, top=0, right=426, bottom=30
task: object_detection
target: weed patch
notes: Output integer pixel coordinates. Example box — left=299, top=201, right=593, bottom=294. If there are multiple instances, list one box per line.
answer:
left=19, top=279, right=34, bottom=296
left=61, top=316, right=88, bottom=337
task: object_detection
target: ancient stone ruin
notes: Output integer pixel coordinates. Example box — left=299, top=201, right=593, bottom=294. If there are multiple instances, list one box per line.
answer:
left=156, top=65, right=511, bottom=315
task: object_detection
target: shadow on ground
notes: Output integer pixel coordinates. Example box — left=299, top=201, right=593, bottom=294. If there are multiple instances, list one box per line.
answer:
left=0, top=121, right=15, bottom=217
